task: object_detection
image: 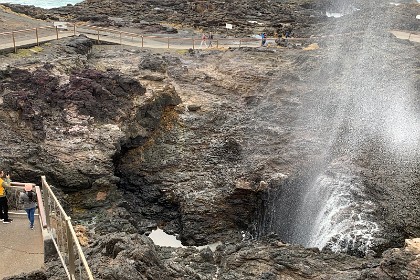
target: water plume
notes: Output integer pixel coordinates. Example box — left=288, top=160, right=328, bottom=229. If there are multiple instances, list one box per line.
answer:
left=259, top=0, right=419, bottom=256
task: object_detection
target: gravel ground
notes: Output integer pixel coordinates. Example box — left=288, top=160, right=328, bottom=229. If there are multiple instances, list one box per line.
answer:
left=0, top=5, right=49, bottom=33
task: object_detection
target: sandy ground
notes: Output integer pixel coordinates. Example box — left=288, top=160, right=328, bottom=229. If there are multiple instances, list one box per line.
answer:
left=0, top=5, right=50, bottom=33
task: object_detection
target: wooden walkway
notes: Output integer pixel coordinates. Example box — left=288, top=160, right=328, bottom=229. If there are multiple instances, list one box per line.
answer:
left=0, top=25, right=264, bottom=53
left=0, top=212, right=44, bottom=279
left=0, top=25, right=419, bottom=53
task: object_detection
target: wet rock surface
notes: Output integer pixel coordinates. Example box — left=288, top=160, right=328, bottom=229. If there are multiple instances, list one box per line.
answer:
left=0, top=1, right=419, bottom=279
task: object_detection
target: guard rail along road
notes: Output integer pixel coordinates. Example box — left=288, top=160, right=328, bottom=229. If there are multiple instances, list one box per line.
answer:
left=6, top=176, right=94, bottom=280
left=1, top=23, right=418, bottom=53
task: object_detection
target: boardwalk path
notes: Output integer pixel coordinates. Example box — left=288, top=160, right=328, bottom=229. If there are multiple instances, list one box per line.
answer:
left=0, top=26, right=419, bottom=53
left=0, top=26, right=263, bottom=52
left=0, top=213, right=44, bottom=279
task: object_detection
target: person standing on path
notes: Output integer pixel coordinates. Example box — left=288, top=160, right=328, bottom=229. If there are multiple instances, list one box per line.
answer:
left=200, top=33, right=207, bottom=48
left=0, top=170, right=12, bottom=224
left=19, top=184, right=37, bottom=230
left=261, top=32, right=267, bottom=47
left=208, top=32, right=214, bottom=48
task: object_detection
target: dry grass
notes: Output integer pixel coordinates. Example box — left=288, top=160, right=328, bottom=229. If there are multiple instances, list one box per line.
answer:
left=303, top=43, right=320, bottom=51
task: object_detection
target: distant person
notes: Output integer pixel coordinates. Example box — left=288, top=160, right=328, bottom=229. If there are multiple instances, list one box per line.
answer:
left=208, top=32, right=214, bottom=47
left=261, top=32, right=267, bottom=47
left=0, top=170, right=12, bottom=224
left=200, top=33, right=207, bottom=48
left=19, top=184, right=37, bottom=230
left=285, top=31, right=291, bottom=38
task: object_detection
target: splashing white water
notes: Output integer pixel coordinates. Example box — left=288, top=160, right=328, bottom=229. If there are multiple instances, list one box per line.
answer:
left=149, top=228, right=221, bottom=251
left=326, top=12, right=344, bottom=18
left=254, top=0, right=418, bottom=257
left=306, top=168, right=381, bottom=253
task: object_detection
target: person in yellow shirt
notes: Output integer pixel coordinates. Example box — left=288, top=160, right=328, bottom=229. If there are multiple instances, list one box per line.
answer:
left=0, top=170, right=13, bottom=223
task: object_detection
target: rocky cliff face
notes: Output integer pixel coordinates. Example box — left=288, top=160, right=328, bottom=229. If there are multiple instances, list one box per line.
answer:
left=2, top=35, right=419, bottom=280
left=1, top=1, right=420, bottom=280
left=3, top=0, right=325, bottom=36
left=0, top=35, right=181, bottom=209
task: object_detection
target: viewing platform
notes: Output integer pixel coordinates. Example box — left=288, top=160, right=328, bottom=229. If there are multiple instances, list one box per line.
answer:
left=0, top=178, right=93, bottom=279
left=0, top=213, right=44, bottom=278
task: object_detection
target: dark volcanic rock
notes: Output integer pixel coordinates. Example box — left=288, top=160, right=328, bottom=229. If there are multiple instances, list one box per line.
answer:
left=1, top=1, right=420, bottom=280
left=65, top=34, right=94, bottom=54
left=3, top=0, right=418, bottom=39
left=139, top=55, right=169, bottom=73
left=0, top=47, right=180, bottom=197
left=4, top=270, right=48, bottom=280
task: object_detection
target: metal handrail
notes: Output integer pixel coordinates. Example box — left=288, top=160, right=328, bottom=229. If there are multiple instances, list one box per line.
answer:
left=35, top=184, right=48, bottom=229
left=0, top=25, right=57, bottom=35
left=5, top=178, right=93, bottom=279
left=41, top=176, right=94, bottom=280
left=0, top=25, right=72, bottom=52
left=0, top=23, right=313, bottom=53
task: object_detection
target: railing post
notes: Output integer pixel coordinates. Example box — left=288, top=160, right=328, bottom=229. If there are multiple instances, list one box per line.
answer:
left=239, top=39, right=241, bottom=48
left=73, top=24, right=76, bottom=36
left=55, top=26, right=59, bottom=40
left=12, top=31, right=16, bottom=53
left=97, top=30, right=100, bottom=44
left=141, top=35, right=144, bottom=48
left=36, top=28, right=39, bottom=46
left=192, top=37, right=194, bottom=49
left=66, top=217, right=76, bottom=279
left=167, top=37, right=170, bottom=49
left=120, top=32, right=122, bottom=45
left=216, top=39, right=218, bottom=49
left=41, top=176, right=51, bottom=227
